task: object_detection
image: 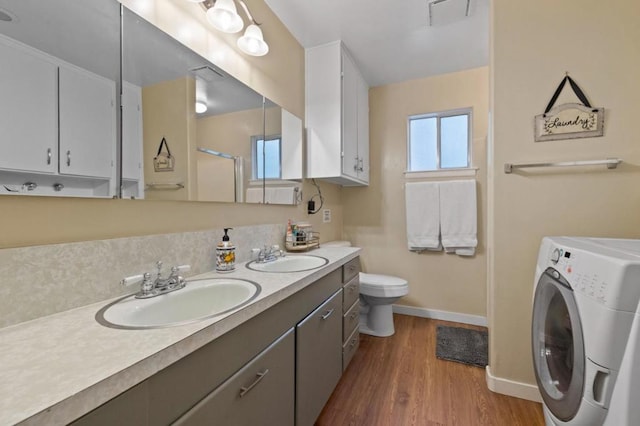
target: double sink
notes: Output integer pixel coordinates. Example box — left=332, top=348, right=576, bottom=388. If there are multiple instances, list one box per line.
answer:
left=96, top=255, right=329, bottom=329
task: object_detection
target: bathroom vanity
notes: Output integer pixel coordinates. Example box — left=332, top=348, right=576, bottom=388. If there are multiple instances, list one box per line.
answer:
left=0, top=247, right=360, bottom=426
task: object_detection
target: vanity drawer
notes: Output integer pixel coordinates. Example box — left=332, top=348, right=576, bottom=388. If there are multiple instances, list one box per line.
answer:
left=342, top=327, right=360, bottom=372
left=342, top=257, right=361, bottom=283
left=175, top=328, right=295, bottom=426
left=343, top=300, right=360, bottom=341
left=343, top=275, right=359, bottom=311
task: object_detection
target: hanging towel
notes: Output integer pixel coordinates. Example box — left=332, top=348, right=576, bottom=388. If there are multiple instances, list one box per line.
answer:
left=266, top=187, right=297, bottom=205
left=405, top=182, right=441, bottom=251
left=439, top=180, right=477, bottom=256
left=245, top=187, right=264, bottom=203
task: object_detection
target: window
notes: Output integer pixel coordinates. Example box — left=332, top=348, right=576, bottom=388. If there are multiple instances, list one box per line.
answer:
left=408, top=109, right=471, bottom=171
left=252, top=135, right=282, bottom=179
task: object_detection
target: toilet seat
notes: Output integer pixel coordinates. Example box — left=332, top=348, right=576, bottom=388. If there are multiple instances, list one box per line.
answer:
left=359, top=272, right=409, bottom=298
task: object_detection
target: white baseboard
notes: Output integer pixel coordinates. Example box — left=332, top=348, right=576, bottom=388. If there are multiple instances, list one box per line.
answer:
left=486, top=365, right=542, bottom=403
left=392, top=304, right=488, bottom=327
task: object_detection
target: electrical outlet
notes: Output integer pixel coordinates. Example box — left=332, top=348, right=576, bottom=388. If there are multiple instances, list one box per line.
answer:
left=323, top=209, right=332, bottom=223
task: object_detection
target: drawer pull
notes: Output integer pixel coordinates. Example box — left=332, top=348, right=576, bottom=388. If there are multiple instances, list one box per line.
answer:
left=321, top=309, right=335, bottom=320
left=46, top=148, right=52, bottom=165
left=348, top=285, right=356, bottom=293
left=239, top=369, right=269, bottom=398
left=350, top=311, right=358, bottom=320
left=349, top=265, right=356, bottom=272
left=350, top=338, right=357, bottom=348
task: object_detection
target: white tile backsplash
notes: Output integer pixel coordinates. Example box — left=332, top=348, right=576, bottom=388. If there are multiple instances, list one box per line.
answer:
left=0, top=224, right=285, bottom=328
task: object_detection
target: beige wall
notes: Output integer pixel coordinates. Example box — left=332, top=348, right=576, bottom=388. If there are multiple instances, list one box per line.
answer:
left=489, top=0, right=640, bottom=386
left=142, top=77, right=194, bottom=201
left=0, top=0, right=340, bottom=249
left=343, top=67, right=489, bottom=317
left=196, top=107, right=263, bottom=199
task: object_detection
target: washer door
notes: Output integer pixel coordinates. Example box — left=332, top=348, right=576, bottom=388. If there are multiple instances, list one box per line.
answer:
left=532, top=267, right=585, bottom=422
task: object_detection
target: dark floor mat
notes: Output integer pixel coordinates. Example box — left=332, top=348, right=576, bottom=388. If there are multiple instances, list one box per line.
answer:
left=436, top=325, right=488, bottom=367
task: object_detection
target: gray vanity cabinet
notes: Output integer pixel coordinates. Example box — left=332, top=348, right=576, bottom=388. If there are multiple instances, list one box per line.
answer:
left=175, top=328, right=295, bottom=426
left=70, top=262, right=359, bottom=426
left=296, top=289, right=343, bottom=426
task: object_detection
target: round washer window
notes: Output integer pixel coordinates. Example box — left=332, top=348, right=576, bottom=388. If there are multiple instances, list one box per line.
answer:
left=532, top=268, right=585, bottom=421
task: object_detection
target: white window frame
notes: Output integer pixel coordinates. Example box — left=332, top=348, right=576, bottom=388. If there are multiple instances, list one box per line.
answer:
left=407, top=107, right=473, bottom=172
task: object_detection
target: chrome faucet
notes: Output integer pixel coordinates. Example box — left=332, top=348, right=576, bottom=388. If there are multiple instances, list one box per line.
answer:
left=255, top=245, right=285, bottom=263
left=121, top=261, right=191, bottom=299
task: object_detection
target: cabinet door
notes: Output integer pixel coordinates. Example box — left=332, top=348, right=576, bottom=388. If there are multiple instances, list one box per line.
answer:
left=296, top=289, right=343, bottom=426
left=59, top=65, right=115, bottom=178
left=175, top=329, right=295, bottom=426
left=341, top=50, right=359, bottom=180
left=357, top=74, right=370, bottom=183
left=0, top=39, right=57, bottom=174
left=122, top=82, right=143, bottom=181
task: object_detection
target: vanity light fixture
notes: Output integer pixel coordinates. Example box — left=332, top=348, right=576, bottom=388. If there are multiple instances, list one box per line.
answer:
left=195, top=101, right=208, bottom=114
left=193, top=0, right=269, bottom=57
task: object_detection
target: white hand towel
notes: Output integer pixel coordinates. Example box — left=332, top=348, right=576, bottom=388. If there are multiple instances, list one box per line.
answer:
left=440, top=180, right=477, bottom=255
left=245, top=187, right=264, bottom=203
left=405, top=182, right=441, bottom=251
left=270, top=187, right=296, bottom=205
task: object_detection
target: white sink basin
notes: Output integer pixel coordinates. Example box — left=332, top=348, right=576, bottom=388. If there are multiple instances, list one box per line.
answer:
left=246, top=255, right=328, bottom=273
left=96, top=278, right=261, bottom=329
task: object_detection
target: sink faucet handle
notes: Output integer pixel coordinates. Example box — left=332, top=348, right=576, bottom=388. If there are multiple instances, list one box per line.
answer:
left=168, top=264, right=190, bottom=280
left=175, top=264, right=191, bottom=274
left=251, top=248, right=261, bottom=261
left=121, top=274, right=145, bottom=287
left=271, top=244, right=284, bottom=257
left=141, top=272, right=154, bottom=295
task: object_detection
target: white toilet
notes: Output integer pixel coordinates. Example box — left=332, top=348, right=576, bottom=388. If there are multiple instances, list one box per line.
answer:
left=323, top=241, right=409, bottom=337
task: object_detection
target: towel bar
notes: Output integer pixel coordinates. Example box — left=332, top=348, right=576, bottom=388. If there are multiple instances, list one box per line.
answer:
left=145, top=182, right=185, bottom=190
left=504, top=158, right=622, bottom=174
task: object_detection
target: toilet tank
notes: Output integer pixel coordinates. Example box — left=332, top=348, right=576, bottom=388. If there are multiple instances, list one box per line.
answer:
left=323, top=241, right=352, bottom=247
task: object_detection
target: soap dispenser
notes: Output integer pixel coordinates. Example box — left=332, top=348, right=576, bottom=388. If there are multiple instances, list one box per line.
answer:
left=216, top=228, right=235, bottom=272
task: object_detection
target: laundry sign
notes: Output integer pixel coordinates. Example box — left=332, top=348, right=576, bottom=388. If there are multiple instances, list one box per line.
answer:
left=534, top=75, right=604, bottom=142
left=153, top=137, right=175, bottom=172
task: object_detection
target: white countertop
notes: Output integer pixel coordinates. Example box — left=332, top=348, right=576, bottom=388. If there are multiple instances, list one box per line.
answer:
left=0, top=247, right=360, bottom=426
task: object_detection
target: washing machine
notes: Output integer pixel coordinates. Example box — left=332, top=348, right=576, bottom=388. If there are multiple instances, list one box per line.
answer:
left=532, top=237, right=640, bottom=425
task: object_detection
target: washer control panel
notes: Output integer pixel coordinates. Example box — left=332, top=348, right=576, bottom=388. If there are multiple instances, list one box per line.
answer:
left=548, top=245, right=609, bottom=304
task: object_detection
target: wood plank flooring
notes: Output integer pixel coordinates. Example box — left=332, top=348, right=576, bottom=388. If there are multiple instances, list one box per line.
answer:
left=316, top=314, right=544, bottom=426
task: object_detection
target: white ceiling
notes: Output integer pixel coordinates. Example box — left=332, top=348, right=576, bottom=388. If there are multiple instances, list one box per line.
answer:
left=264, top=0, right=490, bottom=87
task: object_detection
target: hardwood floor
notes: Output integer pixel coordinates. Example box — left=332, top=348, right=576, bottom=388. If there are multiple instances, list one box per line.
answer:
left=316, top=314, right=544, bottom=426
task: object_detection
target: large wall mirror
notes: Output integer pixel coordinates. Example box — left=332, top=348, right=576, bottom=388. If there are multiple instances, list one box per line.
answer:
left=0, top=0, right=120, bottom=197
left=123, top=6, right=303, bottom=204
left=0, top=0, right=303, bottom=204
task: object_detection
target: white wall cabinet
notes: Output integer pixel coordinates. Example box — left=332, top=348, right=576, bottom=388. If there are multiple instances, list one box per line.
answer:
left=0, top=36, right=116, bottom=197
left=306, top=41, right=369, bottom=186
left=59, top=65, right=115, bottom=179
left=0, top=38, right=58, bottom=174
left=122, top=82, right=144, bottom=198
